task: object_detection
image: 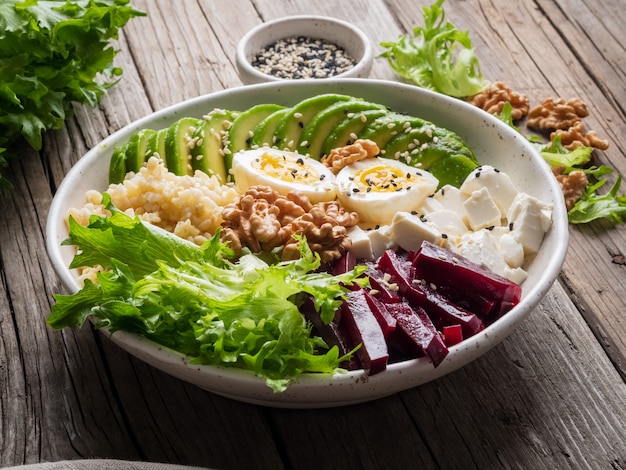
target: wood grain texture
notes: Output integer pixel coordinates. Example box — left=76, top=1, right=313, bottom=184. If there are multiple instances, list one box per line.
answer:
left=1, top=0, right=625, bottom=468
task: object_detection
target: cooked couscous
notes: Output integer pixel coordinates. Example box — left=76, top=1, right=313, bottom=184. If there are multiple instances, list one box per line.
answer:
left=67, top=156, right=238, bottom=246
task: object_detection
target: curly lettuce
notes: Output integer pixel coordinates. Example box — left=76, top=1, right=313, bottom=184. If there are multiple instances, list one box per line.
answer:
left=47, top=197, right=367, bottom=392
left=0, top=0, right=145, bottom=187
left=379, top=0, right=488, bottom=98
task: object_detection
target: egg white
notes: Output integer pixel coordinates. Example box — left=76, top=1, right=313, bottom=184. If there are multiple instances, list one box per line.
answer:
left=336, top=157, right=439, bottom=225
left=231, top=148, right=337, bottom=203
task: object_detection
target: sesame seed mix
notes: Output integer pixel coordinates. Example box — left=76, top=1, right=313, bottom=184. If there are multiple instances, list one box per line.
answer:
left=250, top=36, right=357, bottom=79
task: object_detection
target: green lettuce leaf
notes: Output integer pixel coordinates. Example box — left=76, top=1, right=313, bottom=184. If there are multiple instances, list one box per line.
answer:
left=568, top=176, right=626, bottom=225
left=48, top=207, right=367, bottom=392
left=0, top=0, right=145, bottom=186
left=379, top=0, right=488, bottom=98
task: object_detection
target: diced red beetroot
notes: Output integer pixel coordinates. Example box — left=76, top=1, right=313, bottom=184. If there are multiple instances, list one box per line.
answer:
left=402, top=281, right=485, bottom=337
left=386, top=302, right=449, bottom=367
left=377, top=250, right=413, bottom=288
left=363, top=290, right=397, bottom=339
left=331, top=250, right=357, bottom=275
left=410, top=241, right=522, bottom=315
left=377, top=249, right=484, bottom=337
left=363, top=261, right=402, bottom=303
left=427, top=284, right=496, bottom=317
left=443, top=324, right=463, bottom=346
left=340, top=289, right=389, bottom=375
left=300, top=297, right=361, bottom=370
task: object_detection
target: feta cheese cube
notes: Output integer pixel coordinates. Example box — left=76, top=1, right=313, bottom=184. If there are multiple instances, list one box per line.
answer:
left=463, top=187, right=502, bottom=231
left=423, top=209, right=468, bottom=237
left=366, top=225, right=397, bottom=259
left=434, top=184, right=468, bottom=220
left=459, top=230, right=527, bottom=284
left=347, top=225, right=374, bottom=260
left=507, top=192, right=553, bottom=254
left=419, top=195, right=445, bottom=214
left=389, top=211, right=442, bottom=252
left=460, top=165, right=519, bottom=216
left=490, top=226, right=525, bottom=268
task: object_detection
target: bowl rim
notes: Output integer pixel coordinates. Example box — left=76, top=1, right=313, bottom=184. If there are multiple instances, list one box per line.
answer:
left=46, top=78, right=570, bottom=407
left=235, top=15, right=374, bottom=83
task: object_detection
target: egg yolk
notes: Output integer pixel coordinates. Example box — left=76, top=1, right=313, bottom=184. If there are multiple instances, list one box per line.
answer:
left=354, top=164, right=419, bottom=193
left=252, top=152, right=321, bottom=184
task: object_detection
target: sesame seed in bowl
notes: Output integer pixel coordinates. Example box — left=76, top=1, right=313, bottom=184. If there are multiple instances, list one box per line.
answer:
left=236, top=16, right=373, bottom=85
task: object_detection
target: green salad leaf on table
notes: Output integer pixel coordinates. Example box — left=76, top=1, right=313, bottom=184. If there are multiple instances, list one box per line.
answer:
left=379, top=0, right=489, bottom=98
left=48, top=195, right=368, bottom=392
left=0, top=0, right=145, bottom=187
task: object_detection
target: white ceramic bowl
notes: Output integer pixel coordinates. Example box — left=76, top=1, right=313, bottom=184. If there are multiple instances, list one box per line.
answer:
left=46, top=79, right=569, bottom=408
left=236, top=15, right=373, bottom=85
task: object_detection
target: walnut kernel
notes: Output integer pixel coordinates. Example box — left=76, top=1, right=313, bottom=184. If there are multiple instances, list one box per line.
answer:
left=322, top=139, right=380, bottom=174
left=527, top=97, right=589, bottom=130
left=552, top=166, right=588, bottom=211
left=467, top=81, right=530, bottom=120
left=220, top=186, right=358, bottom=263
left=550, top=121, right=609, bottom=151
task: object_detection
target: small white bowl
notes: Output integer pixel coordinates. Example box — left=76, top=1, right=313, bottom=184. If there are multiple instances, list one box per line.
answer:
left=236, top=15, right=373, bottom=85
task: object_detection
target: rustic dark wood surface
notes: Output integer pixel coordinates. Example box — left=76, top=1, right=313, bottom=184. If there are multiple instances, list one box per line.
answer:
left=1, top=0, right=625, bottom=468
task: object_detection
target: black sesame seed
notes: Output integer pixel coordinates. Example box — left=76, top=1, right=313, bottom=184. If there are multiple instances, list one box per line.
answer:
left=441, top=233, right=448, bottom=239
left=296, top=157, right=304, bottom=165
left=509, top=222, right=514, bottom=231
left=249, top=36, right=356, bottom=80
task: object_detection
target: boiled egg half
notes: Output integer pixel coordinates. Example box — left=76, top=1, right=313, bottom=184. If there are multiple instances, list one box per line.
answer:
left=231, top=148, right=337, bottom=203
left=336, top=157, right=439, bottom=225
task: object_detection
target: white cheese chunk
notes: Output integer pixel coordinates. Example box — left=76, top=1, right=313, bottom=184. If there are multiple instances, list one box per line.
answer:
left=490, top=226, right=525, bottom=268
left=463, top=187, right=502, bottom=231
left=459, top=230, right=527, bottom=284
left=460, top=165, right=519, bottom=216
left=365, top=225, right=397, bottom=259
left=507, top=192, right=554, bottom=254
left=389, top=211, right=442, bottom=252
left=419, top=196, right=445, bottom=214
left=347, top=225, right=374, bottom=260
left=434, top=184, right=468, bottom=221
left=422, top=209, right=468, bottom=237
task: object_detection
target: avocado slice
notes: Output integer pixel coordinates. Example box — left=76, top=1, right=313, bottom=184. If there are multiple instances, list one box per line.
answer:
left=227, top=103, right=286, bottom=155
left=322, top=108, right=389, bottom=156
left=274, top=93, right=353, bottom=151
left=190, top=109, right=238, bottom=182
left=109, top=146, right=127, bottom=184
left=427, top=154, right=479, bottom=188
left=164, top=116, right=202, bottom=176
left=124, top=128, right=157, bottom=174
left=358, top=113, right=427, bottom=151
left=250, top=107, right=292, bottom=148
left=147, top=127, right=168, bottom=161
left=383, top=123, right=476, bottom=166
left=298, top=99, right=388, bottom=159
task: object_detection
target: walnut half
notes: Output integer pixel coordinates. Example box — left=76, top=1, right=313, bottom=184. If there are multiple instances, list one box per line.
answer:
left=322, top=139, right=380, bottom=174
left=527, top=97, right=589, bottom=130
left=467, top=81, right=530, bottom=120
left=550, top=121, right=609, bottom=151
left=553, top=166, right=588, bottom=211
left=220, top=185, right=358, bottom=263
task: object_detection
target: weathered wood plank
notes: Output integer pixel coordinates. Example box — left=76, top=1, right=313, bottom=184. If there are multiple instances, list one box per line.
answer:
left=2, top=1, right=626, bottom=469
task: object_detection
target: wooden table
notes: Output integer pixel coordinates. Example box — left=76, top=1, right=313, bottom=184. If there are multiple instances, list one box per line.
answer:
left=2, top=0, right=625, bottom=468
